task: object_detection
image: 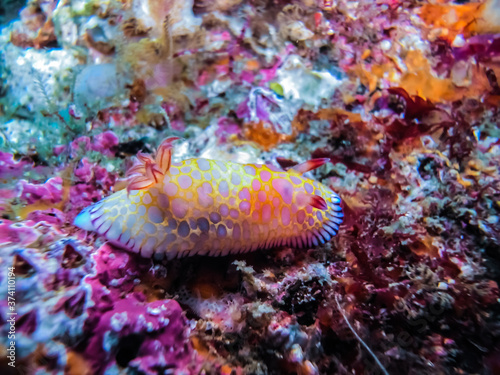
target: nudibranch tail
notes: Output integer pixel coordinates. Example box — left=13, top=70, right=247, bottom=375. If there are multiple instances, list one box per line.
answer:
left=73, top=206, right=94, bottom=231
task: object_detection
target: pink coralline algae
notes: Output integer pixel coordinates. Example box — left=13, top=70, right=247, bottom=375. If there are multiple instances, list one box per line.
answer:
left=0, top=152, right=31, bottom=179
left=68, top=131, right=120, bottom=158
left=91, top=131, right=120, bottom=156
left=83, top=294, right=200, bottom=375
left=82, top=244, right=203, bottom=374
left=0, top=220, right=42, bottom=247
left=18, top=177, right=63, bottom=205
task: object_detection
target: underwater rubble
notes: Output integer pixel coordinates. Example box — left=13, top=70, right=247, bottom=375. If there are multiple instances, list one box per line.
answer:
left=0, top=0, right=499, bottom=374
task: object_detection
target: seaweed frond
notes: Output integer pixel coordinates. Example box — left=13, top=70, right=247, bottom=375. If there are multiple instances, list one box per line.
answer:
left=32, top=67, right=55, bottom=113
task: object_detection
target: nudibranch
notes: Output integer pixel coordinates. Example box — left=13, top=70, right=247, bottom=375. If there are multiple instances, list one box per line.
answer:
left=74, top=137, right=343, bottom=259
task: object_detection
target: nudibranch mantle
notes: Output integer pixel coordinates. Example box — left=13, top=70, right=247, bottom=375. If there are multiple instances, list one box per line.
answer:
left=74, top=138, right=343, bottom=259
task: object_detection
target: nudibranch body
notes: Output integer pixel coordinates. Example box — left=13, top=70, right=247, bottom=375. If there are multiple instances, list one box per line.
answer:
left=74, top=138, right=343, bottom=259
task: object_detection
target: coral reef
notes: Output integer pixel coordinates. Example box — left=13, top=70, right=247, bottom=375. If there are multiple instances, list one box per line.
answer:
left=0, top=0, right=499, bottom=374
